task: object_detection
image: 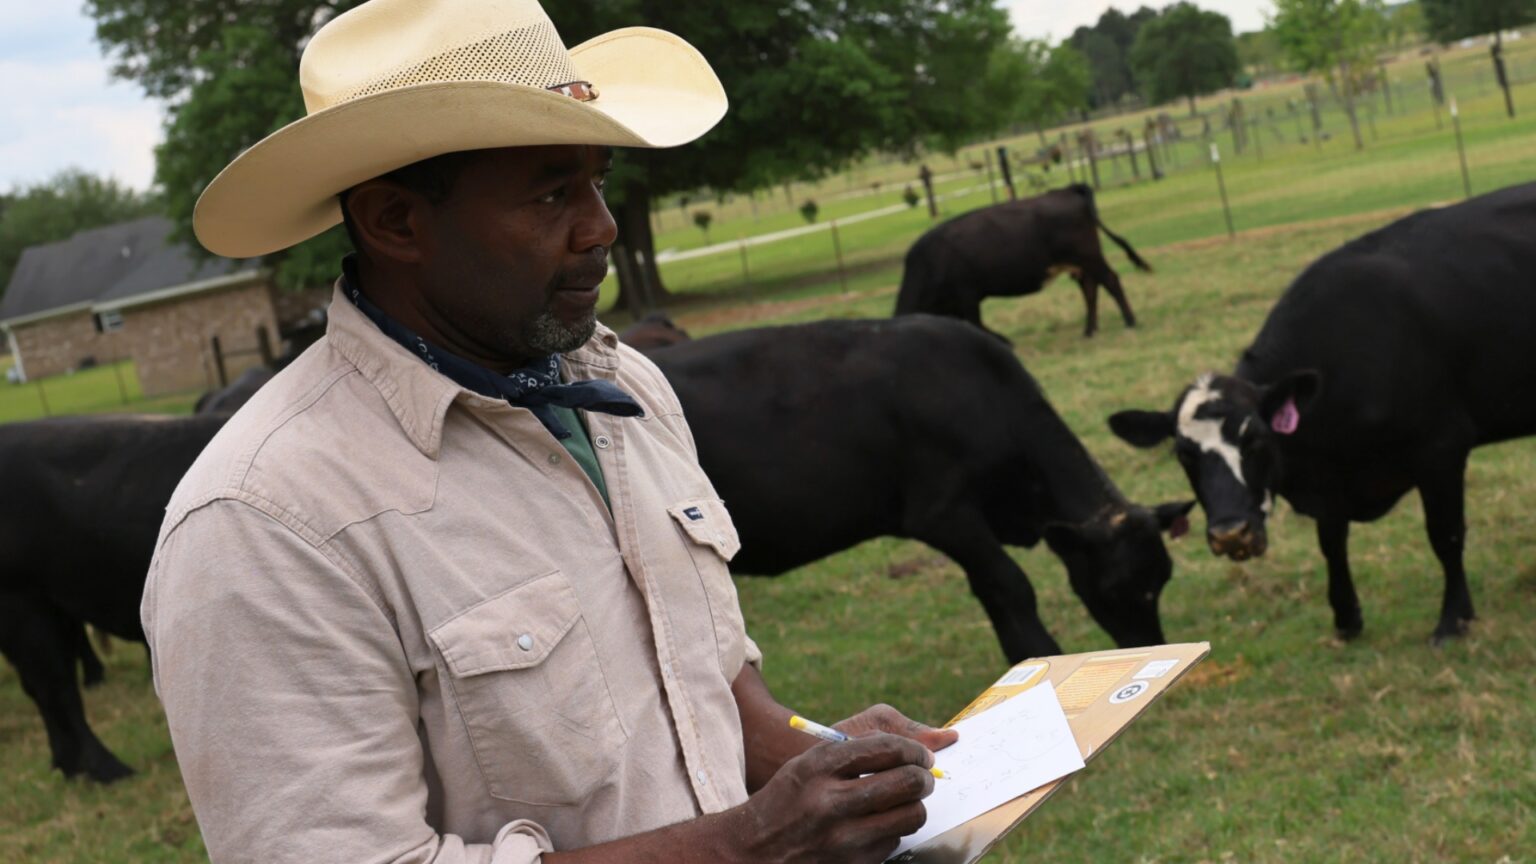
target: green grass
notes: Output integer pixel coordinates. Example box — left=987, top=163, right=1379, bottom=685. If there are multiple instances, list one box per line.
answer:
left=8, top=40, right=1536, bottom=861
left=6, top=210, right=1535, bottom=862
left=0, top=359, right=200, bottom=422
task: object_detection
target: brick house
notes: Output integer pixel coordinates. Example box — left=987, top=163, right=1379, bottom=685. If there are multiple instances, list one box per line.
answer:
left=1, top=217, right=329, bottom=396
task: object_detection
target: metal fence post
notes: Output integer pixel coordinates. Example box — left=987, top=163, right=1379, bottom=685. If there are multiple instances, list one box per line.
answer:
left=1451, top=98, right=1472, bottom=198
left=1211, top=143, right=1235, bottom=239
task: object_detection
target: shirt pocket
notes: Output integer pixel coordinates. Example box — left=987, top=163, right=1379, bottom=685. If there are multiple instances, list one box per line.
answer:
left=667, top=497, right=749, bottom=679
left=429, top=570, right=627, bottom=806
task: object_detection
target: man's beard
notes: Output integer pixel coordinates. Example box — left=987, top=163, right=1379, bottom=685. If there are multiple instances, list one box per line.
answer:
left=521, top=307, right=598, bottom=356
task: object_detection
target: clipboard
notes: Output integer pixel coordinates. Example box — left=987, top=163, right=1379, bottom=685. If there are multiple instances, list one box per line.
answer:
left=890, top=642, right=1211, bottom=864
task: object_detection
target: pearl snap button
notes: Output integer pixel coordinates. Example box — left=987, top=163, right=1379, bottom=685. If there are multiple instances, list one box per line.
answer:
left=696, top=769, right=708, bottom=785
left=547, top=453, right=561, bottom=465
left=517, top=634, right=534, bottom=651
left=595, top=435, right=611, bottom=449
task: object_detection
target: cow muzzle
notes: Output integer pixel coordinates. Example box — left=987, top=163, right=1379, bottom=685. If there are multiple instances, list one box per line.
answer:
left=1207, top=521, right=1267, bottom=561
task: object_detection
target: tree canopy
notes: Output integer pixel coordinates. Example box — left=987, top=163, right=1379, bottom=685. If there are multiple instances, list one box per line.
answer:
left=1069, top=6, right=1159, bottom=109
left=1421, top=0, right=1536, bottom=42
left=0, top=169, right=159, bottom=299
left=86, top=0, right=1012, bottom=305
left=1272, top=0, right=1387, bottom=149
left=1129, top=3, right=1240, bottom=114
left=982, top=39, right=1092, bottom=136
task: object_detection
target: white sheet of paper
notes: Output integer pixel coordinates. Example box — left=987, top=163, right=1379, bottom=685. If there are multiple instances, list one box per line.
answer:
left=891, top=681, right=1085, bottom=857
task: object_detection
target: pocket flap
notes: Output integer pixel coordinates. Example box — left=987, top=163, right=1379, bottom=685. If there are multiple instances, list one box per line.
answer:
left=429, top=571, right=581, bottom=677
left=667, top=497, right=742, bottom=561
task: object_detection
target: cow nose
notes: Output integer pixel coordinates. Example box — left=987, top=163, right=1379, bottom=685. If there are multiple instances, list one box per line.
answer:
left=1207, top=521, right=1253, bottom=560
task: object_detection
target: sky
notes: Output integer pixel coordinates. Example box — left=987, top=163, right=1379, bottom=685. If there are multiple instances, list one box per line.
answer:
left=0, top=1, right=1272, bottom=195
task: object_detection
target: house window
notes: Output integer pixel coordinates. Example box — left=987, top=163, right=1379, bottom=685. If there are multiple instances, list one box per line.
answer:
left=94, top=310, right=125, bottom=333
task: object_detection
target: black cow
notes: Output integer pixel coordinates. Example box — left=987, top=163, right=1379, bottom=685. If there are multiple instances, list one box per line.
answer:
left=0, top=414, right=226, bottom=781
left=1107, top=183, right=1536, bottom=643
left=652, top=316, right=1193, bottom=662
left=6, top=318, right=1190, bottom=782
left=894, top=184, right=1152, bottom=341
left=194, top=367, right=277, bottom=414
left=617, top=312, right=692, bottom=351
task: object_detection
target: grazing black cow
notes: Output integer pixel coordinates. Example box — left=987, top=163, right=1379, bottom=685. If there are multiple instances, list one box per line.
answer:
left=0, top=414, right=225, bottom=781
left=651, top=316, right=1193, bottom=662
left=1107, top=183, right=1536, bottom=643
left=894, top=184, right=1152, bottom=340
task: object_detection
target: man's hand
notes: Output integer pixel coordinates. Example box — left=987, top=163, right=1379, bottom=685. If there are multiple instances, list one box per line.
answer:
left=732, top=732, right=936, bottom=864
left=834, top=703, right=960, bottom=754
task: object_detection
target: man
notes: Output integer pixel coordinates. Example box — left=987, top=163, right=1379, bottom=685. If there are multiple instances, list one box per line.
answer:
left=142, top=1, right=955, bottom=862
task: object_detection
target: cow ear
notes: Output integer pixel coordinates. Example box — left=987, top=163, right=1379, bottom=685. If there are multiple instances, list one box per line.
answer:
left=1259, top=371, right=1322, bottom=436
left=1153, top=500, right=1197, bottom=538
left=1108, top=410, right=1175, bottom=448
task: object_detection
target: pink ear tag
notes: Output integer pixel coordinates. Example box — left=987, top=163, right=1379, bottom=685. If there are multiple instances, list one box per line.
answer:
left=1169, top=515, right=1190, bottom=539
left=1271, top=397, right=1300, bottom=435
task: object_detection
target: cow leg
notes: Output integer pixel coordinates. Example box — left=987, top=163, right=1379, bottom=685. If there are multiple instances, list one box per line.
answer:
left=76, top=624, right=105, bottom=688
left=1418, top=455, right=1475, bottom=644
left=0, top=599, right=134, bottom=782
left=1317, top=517, right=1363, bottom=640
left=1090, top=262, right=1138, bottom=330
left=1072, top=274, right=1100, bottom=338
left=919, top=516, right=1061, bottom=663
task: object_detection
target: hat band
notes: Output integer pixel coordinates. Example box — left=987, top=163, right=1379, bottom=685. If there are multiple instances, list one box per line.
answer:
left=548, top=80, right=599, bottom=102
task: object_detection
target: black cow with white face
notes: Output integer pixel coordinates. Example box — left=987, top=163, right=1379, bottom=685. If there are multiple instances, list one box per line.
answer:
left=1109, top=182, right=1536, bottom=644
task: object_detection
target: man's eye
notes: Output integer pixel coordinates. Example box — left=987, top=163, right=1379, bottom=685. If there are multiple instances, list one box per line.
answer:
left=535, top=186, right=565, bottom=204
left=595, top=172, right=611, bottom=193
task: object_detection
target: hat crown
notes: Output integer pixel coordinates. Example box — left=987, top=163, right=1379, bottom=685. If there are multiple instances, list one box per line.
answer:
left=300, top=0, right=582, bottom=114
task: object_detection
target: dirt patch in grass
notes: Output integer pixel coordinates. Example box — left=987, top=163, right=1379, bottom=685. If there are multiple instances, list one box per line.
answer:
left=675, top=284, right=899, bottom=331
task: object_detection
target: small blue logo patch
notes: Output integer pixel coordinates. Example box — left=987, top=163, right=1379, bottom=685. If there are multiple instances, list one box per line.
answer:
left=683, top=506, right=704, bottom=521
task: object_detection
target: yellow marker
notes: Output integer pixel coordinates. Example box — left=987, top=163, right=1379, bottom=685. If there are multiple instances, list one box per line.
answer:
left=788, top=715, right=951, bottom=779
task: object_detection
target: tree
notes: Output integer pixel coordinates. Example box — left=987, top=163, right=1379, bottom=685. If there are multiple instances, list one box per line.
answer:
left=1069, top=7, right=1159, bottom=109
left=0, top=169, right=158, bottom=298
left=86, top=0, right=1011, bottom=311
left=1130, top=3, right=1241, bottom=116
left=1422, top=0, right=1536, bottom=117
left=1236, top=29, right=1284, bottom=79
left=981, top=39, right=1091, bottom=143
left=1272, top=0, right=1388, bottom=150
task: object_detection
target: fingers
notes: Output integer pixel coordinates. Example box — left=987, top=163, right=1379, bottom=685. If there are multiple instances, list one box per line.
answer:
left=848, top=703, right=961, bottom=752
left=820, top=732, right=933, bottom=778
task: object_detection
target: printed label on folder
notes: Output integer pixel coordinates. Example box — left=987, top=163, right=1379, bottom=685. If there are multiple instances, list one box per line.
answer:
left=1133, top=659, right=1179, bottom=680
left=995, top=663, right=1047, bottom=687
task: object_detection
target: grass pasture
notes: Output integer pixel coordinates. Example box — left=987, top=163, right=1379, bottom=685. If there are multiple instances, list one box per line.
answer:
left=4, top=208, right=1535, bottom=862
left=7, top=34, right=1536, bottom=861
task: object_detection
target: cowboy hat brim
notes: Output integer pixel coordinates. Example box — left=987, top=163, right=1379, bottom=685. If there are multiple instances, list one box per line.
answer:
left=194, top=27, right=726, bottom=258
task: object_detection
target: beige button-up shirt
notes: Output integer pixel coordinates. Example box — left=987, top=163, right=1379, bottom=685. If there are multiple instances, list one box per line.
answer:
left=142, top=288, right=761, bottom=864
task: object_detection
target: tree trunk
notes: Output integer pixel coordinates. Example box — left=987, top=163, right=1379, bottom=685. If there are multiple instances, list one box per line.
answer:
left=1339, top=63, right=1363, bottom=151
left=608, top=181, right=672, bottom=314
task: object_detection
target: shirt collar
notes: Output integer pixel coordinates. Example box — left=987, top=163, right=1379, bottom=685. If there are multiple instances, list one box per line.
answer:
left=324, top=278, right=624, bottom=459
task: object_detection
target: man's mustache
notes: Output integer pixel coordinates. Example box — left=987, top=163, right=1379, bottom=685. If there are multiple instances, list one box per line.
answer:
left=553, top=249, right=611, bottom=290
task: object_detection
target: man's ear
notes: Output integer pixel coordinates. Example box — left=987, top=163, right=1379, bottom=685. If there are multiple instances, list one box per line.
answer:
left=1153, top=500, right=1197, bottom=538
left=1258, top=371, right=1322, bottom=436
left=1109, top=409, right=1176, bottom=448
left=342, top=180, right=430, bottom=265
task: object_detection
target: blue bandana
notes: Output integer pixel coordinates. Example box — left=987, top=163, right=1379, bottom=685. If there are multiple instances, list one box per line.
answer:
left=341, top=257, right=644, bottom=440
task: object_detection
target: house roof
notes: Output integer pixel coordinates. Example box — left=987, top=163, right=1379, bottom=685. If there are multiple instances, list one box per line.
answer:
left=0, top=216, right=262, bottom=326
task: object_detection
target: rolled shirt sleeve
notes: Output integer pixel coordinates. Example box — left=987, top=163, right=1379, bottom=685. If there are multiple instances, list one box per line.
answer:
left=143, top=498, right=551, bottom=864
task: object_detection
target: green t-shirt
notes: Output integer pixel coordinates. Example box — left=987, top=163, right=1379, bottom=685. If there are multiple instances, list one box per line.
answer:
left=549, top=405, right=609, bottom=509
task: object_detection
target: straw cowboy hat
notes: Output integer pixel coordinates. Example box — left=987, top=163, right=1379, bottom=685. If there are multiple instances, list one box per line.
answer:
left=194, top=0, right=727, bottom=258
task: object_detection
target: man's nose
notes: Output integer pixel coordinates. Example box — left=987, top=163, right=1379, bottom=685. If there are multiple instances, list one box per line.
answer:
left=572, top=182, right=619, bottom=252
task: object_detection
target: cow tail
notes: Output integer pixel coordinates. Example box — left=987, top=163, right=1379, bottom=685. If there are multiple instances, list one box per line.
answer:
left=1072, top=183, right=1153, bottom=273
left=1097, top=218, right=1153, bottom=272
